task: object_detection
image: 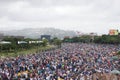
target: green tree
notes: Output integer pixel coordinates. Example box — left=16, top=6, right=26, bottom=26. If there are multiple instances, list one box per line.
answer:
left=94, top=35, right=120, bottom=44
left=2, top=37, right=20, bottom=52
left=52, top=37, right=62, bottom=47
left=42, top=39, right=48, bottom=46
left=63, top=37, right=72, bottom=43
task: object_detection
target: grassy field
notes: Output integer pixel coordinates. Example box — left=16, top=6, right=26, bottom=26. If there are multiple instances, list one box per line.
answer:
left=0, top=45, right=55, bottom=58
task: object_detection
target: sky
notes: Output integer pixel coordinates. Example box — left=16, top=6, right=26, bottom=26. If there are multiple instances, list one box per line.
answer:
left=0, top=0, right=120, bottom=34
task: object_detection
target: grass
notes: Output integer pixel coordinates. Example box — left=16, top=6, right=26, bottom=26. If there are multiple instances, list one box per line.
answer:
left=0, top=45, right=55, bottom=58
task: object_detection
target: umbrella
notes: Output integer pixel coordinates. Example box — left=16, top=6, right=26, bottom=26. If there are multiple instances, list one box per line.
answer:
left=111, top=70, right=120, bottom=74
left=97, top=59, right=102, bottom=62
left=112, top=56, right=119, bottom=60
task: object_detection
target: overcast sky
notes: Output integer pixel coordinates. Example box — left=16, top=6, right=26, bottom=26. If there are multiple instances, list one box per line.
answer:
left=0, top=0, right=120, bottom=34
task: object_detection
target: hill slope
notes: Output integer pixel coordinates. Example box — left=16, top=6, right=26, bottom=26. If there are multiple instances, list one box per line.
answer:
left=3, top=28, right=77, bottom=39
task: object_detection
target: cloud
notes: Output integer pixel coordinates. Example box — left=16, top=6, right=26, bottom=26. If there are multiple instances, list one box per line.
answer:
left=0, top=0, right=120, bottom=34
left=27, top=0, right=94, bottom=7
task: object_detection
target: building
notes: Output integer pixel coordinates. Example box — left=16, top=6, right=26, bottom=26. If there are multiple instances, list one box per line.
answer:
left=41, top=35, right=51, bottom=41
left=109, top=29, right=119, bottom=35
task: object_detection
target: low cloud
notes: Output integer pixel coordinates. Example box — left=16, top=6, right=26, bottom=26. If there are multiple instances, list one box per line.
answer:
left=0, top=0, right=120, bottom=34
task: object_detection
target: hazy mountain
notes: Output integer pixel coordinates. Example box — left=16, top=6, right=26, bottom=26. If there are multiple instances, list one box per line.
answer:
left=2, top=28, right=77, bottom=39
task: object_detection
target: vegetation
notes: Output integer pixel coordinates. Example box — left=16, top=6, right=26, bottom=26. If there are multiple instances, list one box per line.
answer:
left=51, top=37, right=62, bottom=48
left=63, top=35, right=120, bottom=44
left=0, top=37, right=52, bottom=57
left=0, top=34, right=120, bottom=57
left=63, top=35, right=93, bottom=43
left=0, top=37, right=49, bottom=52
left=94, top=35, right=120, bottom=44
left=0, top=36, right=63, bottom=57
left=0, top=45, right=54, bottom=58
left=41, top=38, right=48, bottom=46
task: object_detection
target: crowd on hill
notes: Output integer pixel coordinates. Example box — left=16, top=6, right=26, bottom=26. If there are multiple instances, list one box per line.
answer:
left=0, top=43, right=120, bottom=80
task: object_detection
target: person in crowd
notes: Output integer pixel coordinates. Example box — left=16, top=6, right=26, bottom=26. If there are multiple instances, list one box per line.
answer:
left=0, top=43, right=120, bottom=80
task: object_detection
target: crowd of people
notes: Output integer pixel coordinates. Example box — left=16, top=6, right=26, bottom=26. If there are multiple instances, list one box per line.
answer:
left=0, top=43, right=120, bottom=80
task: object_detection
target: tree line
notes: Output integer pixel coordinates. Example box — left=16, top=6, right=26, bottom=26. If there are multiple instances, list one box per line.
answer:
left=1, top=34, right=120, bottom=53
left=0, top=36, right=63, bottom=53
left=0, top=37, right=47, bottom=52
left=63, top=35, right=120, bottom=44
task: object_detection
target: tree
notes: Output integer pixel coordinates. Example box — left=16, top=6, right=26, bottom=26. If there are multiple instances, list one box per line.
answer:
left=52, top=37, right=62, bottom=48
left=94, top=35, right=120, bottom=44
left=2, top=37, right=20, bottom=52
left=42, top=38, right=48, bottom=46
left=72, top=37, right=79, bottom=42
left=63, top=37, right=72, bottom=43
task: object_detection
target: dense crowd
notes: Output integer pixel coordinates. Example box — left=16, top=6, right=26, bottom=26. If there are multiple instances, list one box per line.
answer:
left=0, top=43, right=120, bottom=80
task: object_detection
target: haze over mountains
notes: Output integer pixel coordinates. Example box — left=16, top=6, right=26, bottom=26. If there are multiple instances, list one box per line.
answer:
left=2, top=28, right=77, bottom=39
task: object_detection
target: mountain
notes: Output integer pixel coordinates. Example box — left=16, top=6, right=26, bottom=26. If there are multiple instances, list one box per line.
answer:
left=2, top=28, right=77, bottom=39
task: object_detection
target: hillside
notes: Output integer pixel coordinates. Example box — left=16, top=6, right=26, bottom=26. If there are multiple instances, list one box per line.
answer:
left=2, top=28, right=77, bottom=39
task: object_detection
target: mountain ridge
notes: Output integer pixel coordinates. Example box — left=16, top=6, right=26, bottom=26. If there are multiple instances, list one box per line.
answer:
left=2, top=28, right=77, bottom=39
